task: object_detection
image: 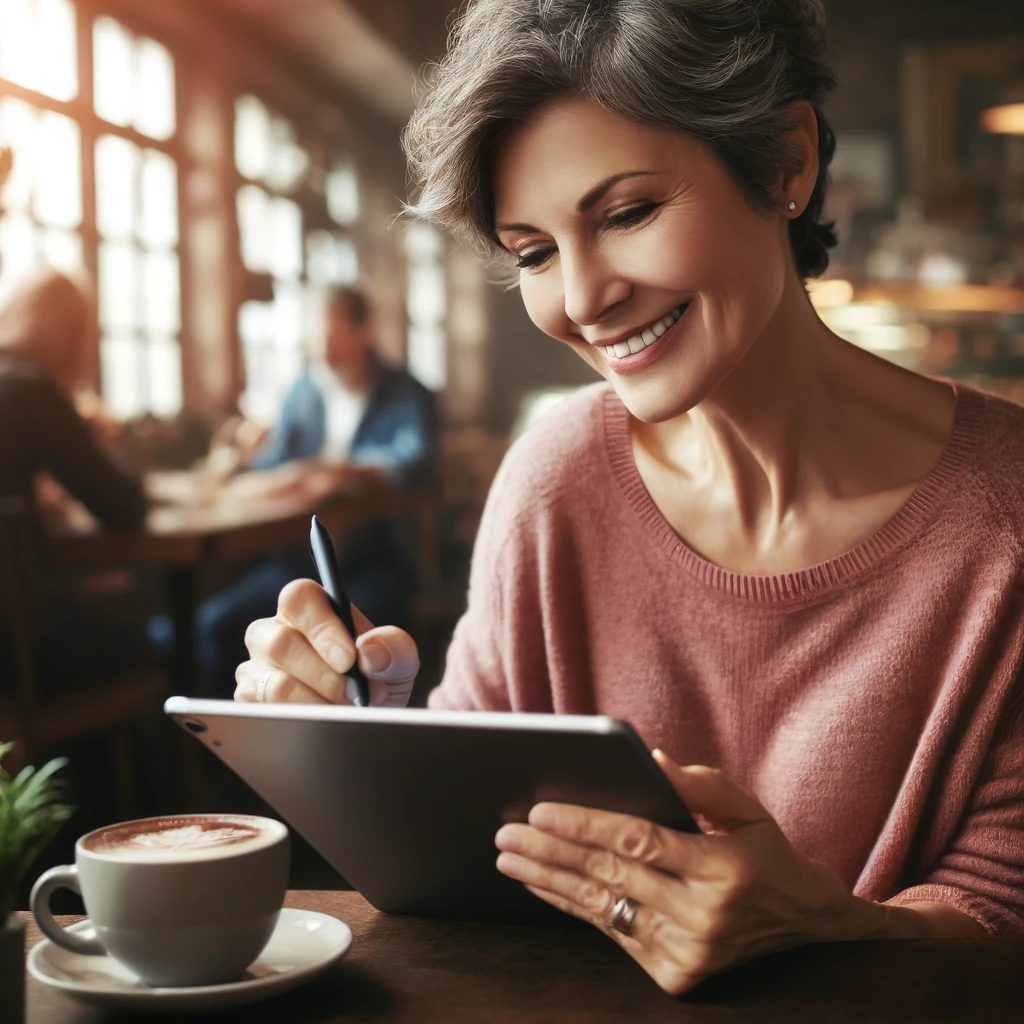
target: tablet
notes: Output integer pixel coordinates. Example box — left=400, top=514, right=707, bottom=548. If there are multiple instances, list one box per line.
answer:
left=165, top=697, right=698, bottom=925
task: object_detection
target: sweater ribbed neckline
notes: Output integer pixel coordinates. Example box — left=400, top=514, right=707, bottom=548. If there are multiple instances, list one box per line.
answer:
left=604, top=379, right=981, bottom=602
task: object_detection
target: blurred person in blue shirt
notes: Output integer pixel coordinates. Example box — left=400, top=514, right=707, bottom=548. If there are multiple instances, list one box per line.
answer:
left=193, top=285, right=437, bottom=696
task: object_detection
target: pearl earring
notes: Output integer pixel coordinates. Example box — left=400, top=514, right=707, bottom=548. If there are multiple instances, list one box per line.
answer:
left=787, top=200, right=797, bottom=211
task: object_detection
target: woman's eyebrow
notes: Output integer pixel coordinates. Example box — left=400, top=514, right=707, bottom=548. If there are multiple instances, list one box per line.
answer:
left=495, top=170, right=658, bottom=233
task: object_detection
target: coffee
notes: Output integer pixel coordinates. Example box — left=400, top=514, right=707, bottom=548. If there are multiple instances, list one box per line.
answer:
left=83, top=814, right=278, bottom=862
left=32, top=813, right=290, bottom=986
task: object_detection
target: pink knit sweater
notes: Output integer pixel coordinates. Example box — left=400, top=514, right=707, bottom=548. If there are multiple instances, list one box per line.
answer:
left=429, top=380, right=1024, bottom=934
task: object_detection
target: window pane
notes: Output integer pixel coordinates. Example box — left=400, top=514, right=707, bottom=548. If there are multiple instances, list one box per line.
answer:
left=326, top=164, right=359, bottom=225
left=407, top=324, right=446, bottom=391
left=236, top=184, right=271, bottom=272
left=405, top=223, right=446, bottom=391
left=239, top=300, right=272, bottom=349
left=140, top=149, right=178, bottom=247
left=96, top=134, right=138, bottom=240
left=147, top=335, right=182, bottom=416
left=268, top=197, right=302, bottom=279
left=41, top=227, right=82, bottom=272
left=141, top=250, right=180, bottom=334
left=101, top=334, right=142, bottom=419
left=408, top=260, right=447, bottom=323
left=265, top=114, right=308, bottom=192
left=271, top=280, right=304, bottom=349
left=93, top=17, right=133, bottom=128
left=404, top=221, right=444, bottom=259
left=0, top=0, right=78, bottom=102
left=134, top=38, right=175, bottom=140
left=306, top=230, right=358, bottom=285
left=34, top=110, right=81, bottom=228
left=98, top=241, right=138, bottom=331
left=0, top=97, right=36, bottom=214
left=235, top=95, right=271, bottom=181
left=239, top=301, right=274, bottom=424
left=34, top=0, right=77, bottom=101
left=0, top=215, right=39, bottom=300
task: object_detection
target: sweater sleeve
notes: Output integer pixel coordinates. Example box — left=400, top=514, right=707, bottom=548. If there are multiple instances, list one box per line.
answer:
left=427, top=500, right=513, bottom=713
left=884, top=674, right=1024, bottom=934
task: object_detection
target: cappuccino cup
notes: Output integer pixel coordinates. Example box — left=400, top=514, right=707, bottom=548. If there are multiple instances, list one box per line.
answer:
left=30, top=814, right=289, bottom=987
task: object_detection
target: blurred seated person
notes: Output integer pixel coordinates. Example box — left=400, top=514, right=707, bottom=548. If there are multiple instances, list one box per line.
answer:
left=0, top=266, right=145, bottom=527
left=0, top=266, right=150, bottom=691
left=193, top=284, right=437, bottom=696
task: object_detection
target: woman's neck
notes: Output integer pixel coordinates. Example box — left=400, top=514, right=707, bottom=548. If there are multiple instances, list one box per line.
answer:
left=631, top=270, right=954, bottom=550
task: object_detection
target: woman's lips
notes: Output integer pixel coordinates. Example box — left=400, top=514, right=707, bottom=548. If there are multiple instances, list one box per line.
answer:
left=601, top=302, right=691, bottom=375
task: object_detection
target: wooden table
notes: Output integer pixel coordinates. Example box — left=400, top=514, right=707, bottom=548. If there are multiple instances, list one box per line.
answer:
left=39, top=474, right=420, bottom=693
left=20, top=890, right=1024, bottom=1022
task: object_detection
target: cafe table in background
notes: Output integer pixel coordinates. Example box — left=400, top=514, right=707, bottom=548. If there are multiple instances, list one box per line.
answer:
left=39, top=468, right=436, bottom=695
left=20, top=889, right=1024, bottom=1022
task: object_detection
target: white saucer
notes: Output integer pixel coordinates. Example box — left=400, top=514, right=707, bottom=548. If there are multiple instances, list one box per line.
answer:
left=28, top=907, right=352, bottom=1012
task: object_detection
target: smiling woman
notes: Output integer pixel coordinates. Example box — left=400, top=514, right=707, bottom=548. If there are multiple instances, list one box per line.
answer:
left=236, top=0, right=1024, bottom=996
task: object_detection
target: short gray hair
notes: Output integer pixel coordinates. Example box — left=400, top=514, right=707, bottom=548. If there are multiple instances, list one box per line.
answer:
left=403, top=0, right=838, bottom=279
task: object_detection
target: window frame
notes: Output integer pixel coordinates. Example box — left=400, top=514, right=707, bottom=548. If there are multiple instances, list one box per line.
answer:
left=0, top=0, right=191, bottom=414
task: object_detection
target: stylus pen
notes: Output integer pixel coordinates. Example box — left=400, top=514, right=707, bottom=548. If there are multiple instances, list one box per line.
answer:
left=309, top=515, right=370, bottom=707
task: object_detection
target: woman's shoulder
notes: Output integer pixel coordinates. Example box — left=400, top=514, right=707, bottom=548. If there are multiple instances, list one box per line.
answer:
left=477, top=382, right=614, bottom=537
left=955, top=382, right=1024, bottom=547
left=499, top=382, right=611, bottom=486
left=959, top=383, right=1024, bottom=465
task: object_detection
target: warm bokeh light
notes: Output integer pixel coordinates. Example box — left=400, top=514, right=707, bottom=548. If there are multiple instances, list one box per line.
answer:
left=807, top=278, right=855, bottom=310
left=981, top=102, right=1024, bottom=135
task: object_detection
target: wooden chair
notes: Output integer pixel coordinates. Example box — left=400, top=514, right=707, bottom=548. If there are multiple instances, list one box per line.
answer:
left=0, top=498, right=169, bottom=814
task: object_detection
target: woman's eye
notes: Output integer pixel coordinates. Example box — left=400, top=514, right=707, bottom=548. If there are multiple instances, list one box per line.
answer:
left=515, top=248, right=554, bottom=270
left=607, top=202, right=658, bottom=228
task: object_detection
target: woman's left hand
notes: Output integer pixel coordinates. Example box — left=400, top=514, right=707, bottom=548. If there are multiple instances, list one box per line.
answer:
left=495, top=751, right=861, bottom=995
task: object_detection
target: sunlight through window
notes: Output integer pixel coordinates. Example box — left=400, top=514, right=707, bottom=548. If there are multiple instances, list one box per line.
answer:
left=0, top=0, right=78, bottom=102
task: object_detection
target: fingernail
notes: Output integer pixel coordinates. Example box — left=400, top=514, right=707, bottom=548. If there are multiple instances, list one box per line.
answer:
left=494, top=825, right=520, bottom=851
left=327, top=645, right=351, bottom=674
left=528, top=805, right=557, bottom=830
left=359, top=641, right=391, bottom=675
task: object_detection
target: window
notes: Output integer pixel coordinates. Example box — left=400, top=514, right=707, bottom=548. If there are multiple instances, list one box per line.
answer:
left=234, top=94, right=361, bottom=423
left=0, top=98, right=83, bottom=295
left=93, top=16, right=175, bottom=141
left=0, top=8, right=182, bottom=418
left=0, top=0, right=78, bottom=103
left=93, top=19, right=181, bottom=418
left=405, top=222, right=447, bottom=391
left=0, top=0, right=81, bottom=301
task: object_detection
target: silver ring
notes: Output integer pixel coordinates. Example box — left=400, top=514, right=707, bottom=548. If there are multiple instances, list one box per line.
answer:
left=606, top=896, right=642, bottom=938
left=255, top=668, right=272, bottom=703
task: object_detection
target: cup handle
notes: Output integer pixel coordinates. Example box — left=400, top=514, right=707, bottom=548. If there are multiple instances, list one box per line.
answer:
left=30, top=866, right=106, bottom=956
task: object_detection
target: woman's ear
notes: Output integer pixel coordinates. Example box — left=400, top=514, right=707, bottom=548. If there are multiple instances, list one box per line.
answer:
left=780, top=100, right=820, bottom=217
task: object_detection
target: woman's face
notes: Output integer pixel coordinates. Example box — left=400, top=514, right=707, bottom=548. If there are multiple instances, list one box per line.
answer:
left=492, top=97, right=795, bottom=423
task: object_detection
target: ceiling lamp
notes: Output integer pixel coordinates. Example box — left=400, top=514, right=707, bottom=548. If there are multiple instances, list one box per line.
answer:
left=981, top=102, right=1024, bottom=135
left=982, top=81, right=1024, bottom=135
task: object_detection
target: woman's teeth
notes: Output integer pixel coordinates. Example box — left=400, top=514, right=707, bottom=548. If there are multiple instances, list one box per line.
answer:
left=606, top=303, right=688, bottom=359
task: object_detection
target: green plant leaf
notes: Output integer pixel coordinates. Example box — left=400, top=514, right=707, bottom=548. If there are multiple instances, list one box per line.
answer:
left=0, top=745, right=74, bottom=925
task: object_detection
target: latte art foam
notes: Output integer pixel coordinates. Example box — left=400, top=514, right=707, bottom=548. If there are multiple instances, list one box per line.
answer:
left=127, top=824, right=255, bottom=852
left=84, top=815, right=285, bottom=862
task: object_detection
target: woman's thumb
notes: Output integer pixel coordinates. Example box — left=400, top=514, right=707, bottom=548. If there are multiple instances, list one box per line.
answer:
left=653, top=751, right=769, bottom=832
left=356, top=626, right=419, bottom=683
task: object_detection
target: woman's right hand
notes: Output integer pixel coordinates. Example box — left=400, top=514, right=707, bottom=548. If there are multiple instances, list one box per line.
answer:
left=235, top=579, right=419, bottom=707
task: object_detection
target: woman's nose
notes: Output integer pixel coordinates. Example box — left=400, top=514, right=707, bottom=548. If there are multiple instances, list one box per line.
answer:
left=560, top=248, right=629, bottom=328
